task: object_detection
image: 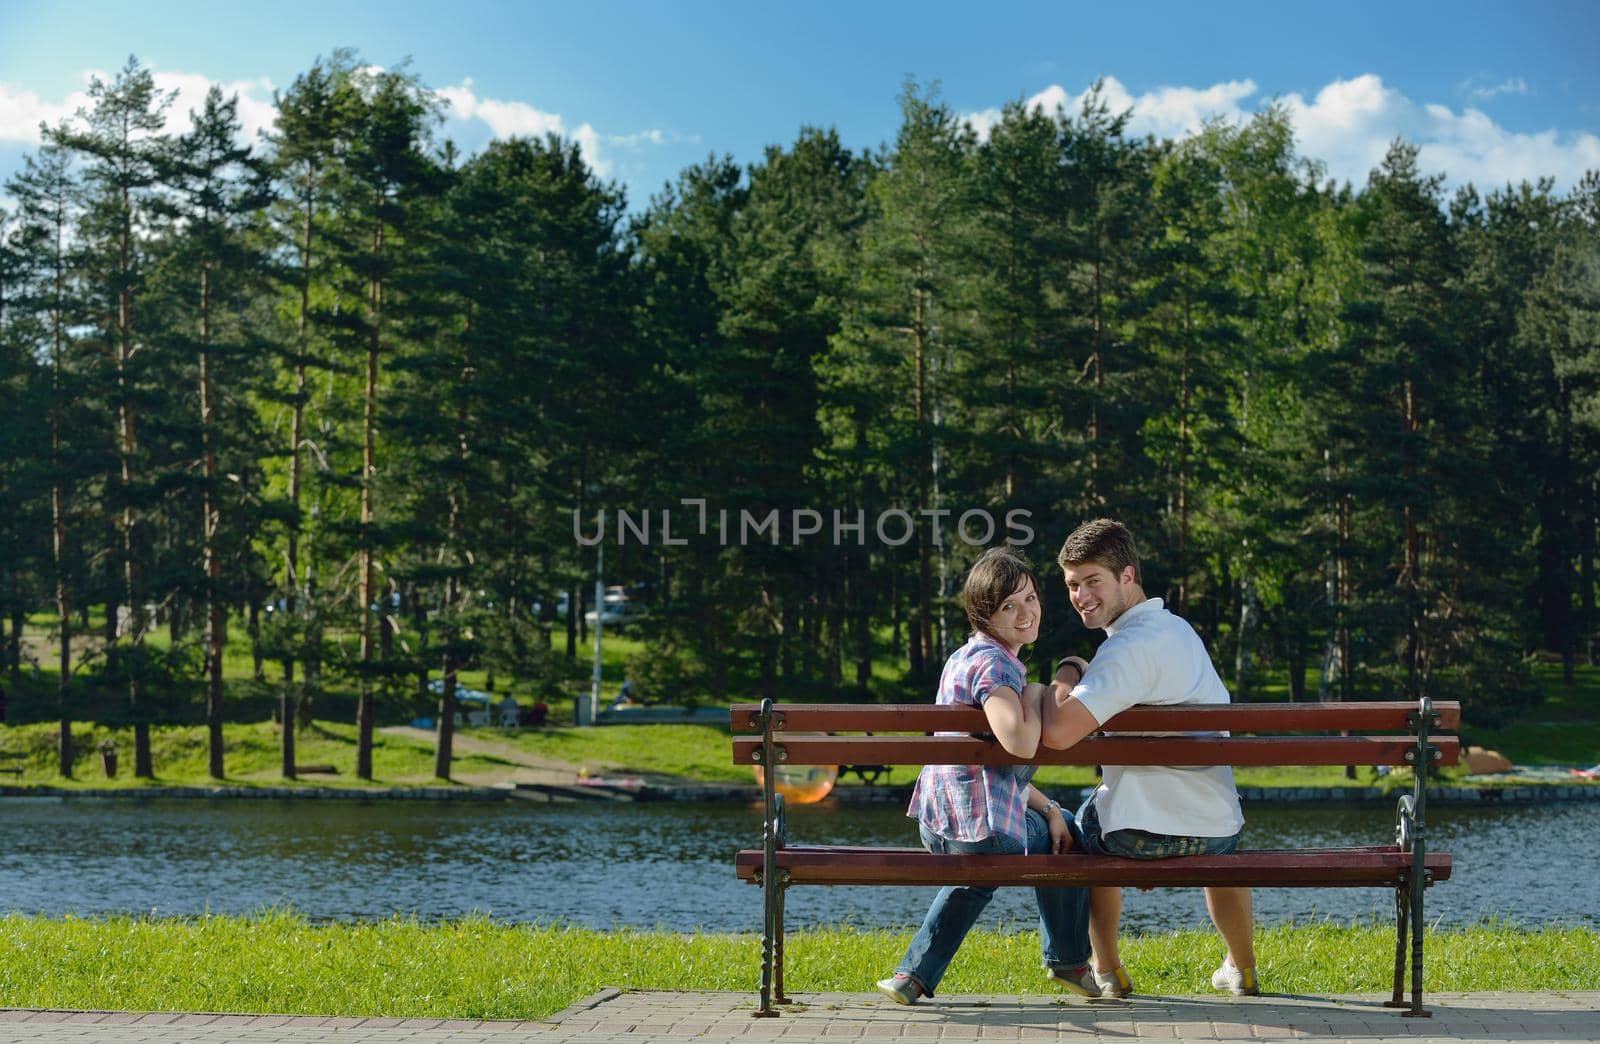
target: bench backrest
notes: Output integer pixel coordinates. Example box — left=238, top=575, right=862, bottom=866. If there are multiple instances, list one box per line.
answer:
left=730, top=701, right=1461, bottom=768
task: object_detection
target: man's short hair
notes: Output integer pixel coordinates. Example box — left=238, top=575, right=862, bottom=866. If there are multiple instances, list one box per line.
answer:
left=964, top=546, right=1039, bottom=640
left=1057, top=518, right=1141, bottom=585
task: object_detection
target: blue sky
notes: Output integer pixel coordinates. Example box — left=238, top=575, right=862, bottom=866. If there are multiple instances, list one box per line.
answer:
left=2, top=0, right=1597, bottom=211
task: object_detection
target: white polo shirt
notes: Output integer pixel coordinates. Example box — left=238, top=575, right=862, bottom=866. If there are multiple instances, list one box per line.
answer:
left=1071, top=597, right=1244, bottom=838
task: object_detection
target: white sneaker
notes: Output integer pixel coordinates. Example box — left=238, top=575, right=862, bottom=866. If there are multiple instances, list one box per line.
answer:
left=1093, top=965, right=1134, bottom=998
left=1211, top=960, right=1259, bottom=996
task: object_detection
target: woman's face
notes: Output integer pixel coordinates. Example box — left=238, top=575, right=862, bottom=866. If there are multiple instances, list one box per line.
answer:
left=985, top=576, right=1041, bottom=653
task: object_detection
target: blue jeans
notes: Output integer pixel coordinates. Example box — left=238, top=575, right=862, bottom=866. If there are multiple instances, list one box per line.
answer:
left=1074, top=796, right=1241, bottom=858
left=895, top=810, right=1091, bottom=996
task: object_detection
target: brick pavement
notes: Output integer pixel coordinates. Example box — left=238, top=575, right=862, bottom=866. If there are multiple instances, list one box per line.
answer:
left=2, top=990, right=1595, bottom=1043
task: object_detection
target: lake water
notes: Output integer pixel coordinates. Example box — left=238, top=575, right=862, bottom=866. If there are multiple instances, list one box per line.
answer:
left=2, top=797, right=1595, bottom=932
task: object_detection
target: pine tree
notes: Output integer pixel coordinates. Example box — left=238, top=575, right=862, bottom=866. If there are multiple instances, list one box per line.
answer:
left=5, top=140, right=90, bottom=771
left=324, top=64, right=440, bottom=779
left=52, top=57, right=175, bottom=777
left=264, top=50, right=359, bottom=777
left=158, top=85, right=273, bottom=778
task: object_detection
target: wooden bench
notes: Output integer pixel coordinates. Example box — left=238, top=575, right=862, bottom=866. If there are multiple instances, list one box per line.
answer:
left=731, top=697, right=1458, bottom=1018
left=0, top=751, right=24, bottom=776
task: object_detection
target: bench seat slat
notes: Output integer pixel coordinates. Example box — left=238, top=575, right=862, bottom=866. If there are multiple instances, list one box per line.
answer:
left=732, top=734, right=1459, bottom=767
left=735, top=846, right=1452, bottom=888
left=731, top=701, right=1461, bottom=734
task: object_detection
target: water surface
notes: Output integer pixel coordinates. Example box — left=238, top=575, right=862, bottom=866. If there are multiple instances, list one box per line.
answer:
left=2, top=797, right=1592, bottom=932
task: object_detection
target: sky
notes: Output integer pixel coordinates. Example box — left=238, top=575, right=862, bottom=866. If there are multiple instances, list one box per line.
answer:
left=1, top=0, right=1598, bottom=213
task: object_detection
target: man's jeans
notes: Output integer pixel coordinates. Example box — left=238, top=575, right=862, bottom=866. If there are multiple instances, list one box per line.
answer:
left=895, top=810, right=1091, bottom=996
left=1074, top=796, right=1241, bottom=858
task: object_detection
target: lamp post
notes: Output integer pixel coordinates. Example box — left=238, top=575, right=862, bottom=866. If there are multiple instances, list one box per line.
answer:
left=590, top=541, right=604, bottom=724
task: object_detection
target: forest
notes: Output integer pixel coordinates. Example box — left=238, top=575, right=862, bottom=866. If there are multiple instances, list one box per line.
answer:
left=2, top=53, right=1597, bottom=779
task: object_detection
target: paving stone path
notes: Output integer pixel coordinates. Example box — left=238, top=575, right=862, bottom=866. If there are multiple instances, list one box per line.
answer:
left=3, top=990, right=1596, bottom=1043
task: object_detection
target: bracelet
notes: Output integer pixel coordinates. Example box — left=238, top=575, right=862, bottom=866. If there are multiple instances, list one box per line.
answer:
left=1045, top=799, right=1062, bottom=818
left=1053, top=656, right=1088, bottom=682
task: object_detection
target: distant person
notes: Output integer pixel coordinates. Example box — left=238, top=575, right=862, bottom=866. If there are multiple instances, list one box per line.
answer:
left=1040, top=518, right=1256, bottom=998
left=525, top=700, right=549, bottom=727
left=876, top=546, right=1097, bottom=1005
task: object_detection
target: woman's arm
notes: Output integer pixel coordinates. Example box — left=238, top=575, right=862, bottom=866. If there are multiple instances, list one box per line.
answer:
left=981, top=682, right=1044, bottom=758
left=1026, top=784, right=1072, bottom=853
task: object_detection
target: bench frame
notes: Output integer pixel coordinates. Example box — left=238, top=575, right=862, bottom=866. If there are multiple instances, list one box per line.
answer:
left=731, top=696, right=1457, bottom=1019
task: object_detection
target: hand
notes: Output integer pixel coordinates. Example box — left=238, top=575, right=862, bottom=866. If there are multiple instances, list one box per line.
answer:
left=1046, top=802, right=1073, bottom=853
left=1053, top=656, right=1088, bottom=687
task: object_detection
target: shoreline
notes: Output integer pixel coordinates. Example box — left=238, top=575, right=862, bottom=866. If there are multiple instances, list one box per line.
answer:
left=4, top=779, right=1598, bottom=804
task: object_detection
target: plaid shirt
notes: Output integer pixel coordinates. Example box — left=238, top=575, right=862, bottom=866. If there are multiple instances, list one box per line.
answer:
left=907, top=634, right=1038, bottom=849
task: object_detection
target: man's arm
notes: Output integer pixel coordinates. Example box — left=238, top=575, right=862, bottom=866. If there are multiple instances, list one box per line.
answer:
left=1041, top=657, right=1101, bottom=749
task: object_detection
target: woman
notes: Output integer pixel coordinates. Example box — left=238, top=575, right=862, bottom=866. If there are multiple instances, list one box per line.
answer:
left=875, top=546, right=1098, bottom=1004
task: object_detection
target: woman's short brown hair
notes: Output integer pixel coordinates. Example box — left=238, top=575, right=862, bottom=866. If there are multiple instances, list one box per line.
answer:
left=964, top=546, right=1039, bottom=641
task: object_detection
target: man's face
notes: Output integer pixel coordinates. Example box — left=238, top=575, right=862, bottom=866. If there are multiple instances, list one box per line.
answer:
left=1062, top=561, right=1137, bottom=631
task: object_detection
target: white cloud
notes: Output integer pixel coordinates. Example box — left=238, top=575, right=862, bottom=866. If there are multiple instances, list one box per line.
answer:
left=439, top=77, right=621, bottom=177
left=0, top=69, right=277, bottom=146
left=1463, top=76, right=1531, bottom=102
left=2, top=69, right=660, bottom=184
left=965, top=73, right=1599, bottom=195
left=966, top=77, right=1256, bottom=142
left=0, top=81, right=89, bottom=141
left=1280, top=74, right=1600, bottom=192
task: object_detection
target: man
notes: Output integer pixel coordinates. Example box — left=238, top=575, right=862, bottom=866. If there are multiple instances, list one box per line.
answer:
left=1041, top=518, right=1258, bottom=998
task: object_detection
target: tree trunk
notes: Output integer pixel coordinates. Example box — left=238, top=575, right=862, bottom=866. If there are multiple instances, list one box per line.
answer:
left=53, top=476, right=72, bottom=778
left=282, top=192, right=313, bottom=779
left=1234, top=571, right=1256, bottom=699
left=356, top=216, right=383, bottom=781
left=200, top=264, right=226, bottom=781
left=1586, top=481, right=1597, bottom=667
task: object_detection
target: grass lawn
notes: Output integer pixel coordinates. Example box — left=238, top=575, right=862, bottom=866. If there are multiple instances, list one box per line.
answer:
left=0, top=914, right=1593, bottom=1020
left=0, top=719, right=513, bottom=788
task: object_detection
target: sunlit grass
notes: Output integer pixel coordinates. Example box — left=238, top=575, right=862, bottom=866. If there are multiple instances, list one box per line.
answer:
left=498, top=722, right=746, bottom=782
left=0, top=720, right=510, bottom=788
left=0, top=913, right=1592, bottom=1020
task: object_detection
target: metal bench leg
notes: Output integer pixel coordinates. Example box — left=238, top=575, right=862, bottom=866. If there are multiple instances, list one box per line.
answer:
left=753, top=699, right=781, bottom=1018
left=774, top=872, right=791, bottom=1005
left=755, top=867, right=778, bottom=1017
left=1401, top=696, right=1434, bottom=1019
left=1405, top=873, right=1429, bottom=1017
left=1384, top=882, right=1409, bottom=1008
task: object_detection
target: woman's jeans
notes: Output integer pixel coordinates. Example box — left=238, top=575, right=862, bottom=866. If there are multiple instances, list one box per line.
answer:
left=895, top=810, right=1091, bottom=996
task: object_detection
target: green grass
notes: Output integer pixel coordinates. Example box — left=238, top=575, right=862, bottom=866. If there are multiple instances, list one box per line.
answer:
left=0, top=720, right=513, bottom=788
left=499, top=722, right=749, bottom=782
left=0, top=914, right=1592, bottom=1020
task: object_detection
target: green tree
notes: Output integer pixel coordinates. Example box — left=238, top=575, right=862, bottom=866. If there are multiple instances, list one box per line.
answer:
left=53, top=56, right=175, bottom=777
left=263, top=50, right=359, bottom=777
left=832, top=83, right=976, bottom=684
left=323, top=64, right=441, bottom=779
left=157, top=84, right=273, bottom=778
left=5, top=140, right=94, bottom=772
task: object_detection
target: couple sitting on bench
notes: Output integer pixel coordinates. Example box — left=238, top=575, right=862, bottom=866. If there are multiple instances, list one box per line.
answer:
left=877, top=518, right=1256, bottom=1005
